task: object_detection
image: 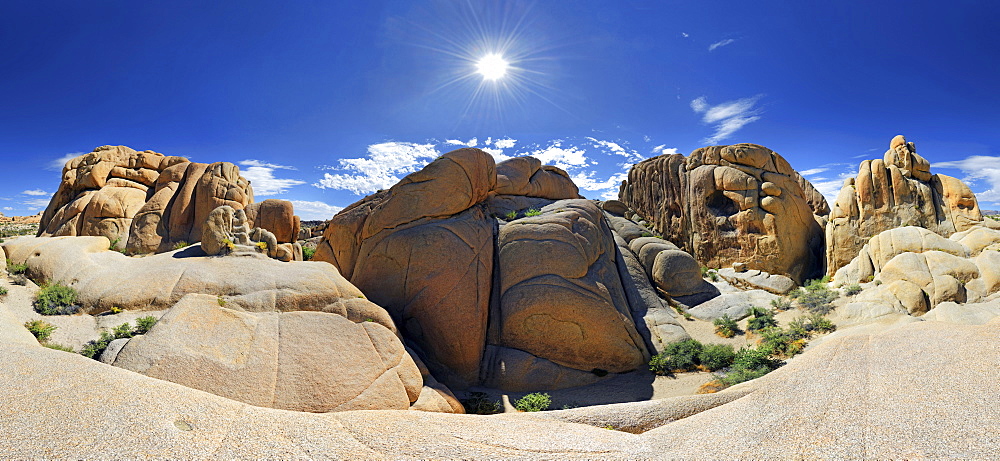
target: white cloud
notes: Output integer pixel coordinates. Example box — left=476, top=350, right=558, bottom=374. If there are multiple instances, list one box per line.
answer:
left=652, top=144, right=680, bottom=156
left=524, top=142, right=589, bottom=170
left=288, top=200, right=345, bottom=221
left=492, top=138, right=517, bottom=149
left=2, top=207, right=13, bottom=211
left=799, top=168, right=828, bottom=176
left=22, top=198, right=51, bottom=211
left=681, top=32, right=690, bottom=38
left=482, top=148, right=513, bottom=163
left=571, top=171, right=629, bottom=201
left=445, top=138, right=478, bottom=147
left=314, top=142, right=440, bottom=194
left=690, top=95, right=763, bottom=144
left=935, top=155, right=1000, bottom=205
left=586, top=137, right=645, bottom=162
left=47, top=152, right=83, bottom=171
left=238, top=159, right=306, bottom=196
left=708, top=38, right=736, bottom=51
left=21, top=189, right=50, bottom=196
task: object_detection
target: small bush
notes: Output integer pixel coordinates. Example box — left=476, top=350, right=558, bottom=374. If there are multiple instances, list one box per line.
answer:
left=758, top=327, right=806, bottom=358
left=0, top=286, right=7, bottom=296
left=649, top=339, right=703, bottom=374
left=301, top=246, right=316, bottom=260
left=698, top=343, right=736, bottom=371
left=255, top=241, right=268, bottom=251
left=134, top=316, right=157, bottom=335
left=173, top=241, right=191, bottom=250
left=718, top=366, right=772, bottom=387
left=24, top=320, right=57, bottom=342
left=44, top=343, right=74, bottom=352
left=770, top=298, right=792, bottom=311
left=461, top=392, right=501, bottom=415
left=514, top=392, right=551, bottom=412
left=844, top=284, right=862, bottom=296
left=33, top=282, right=80, bottom=315
left=794, top=276, right=839, bottom=314
left=6, top=258, right=27, bottom=275
left=504, top=210, right=517, bottom=220
left=524, top=208, right=542, bottom=217
left=713, top=314, right=739, bottom=338
left=746, top=307, right=778, bottom=332
left=706, top=270, right=719, bottom=282
left=112, top=322, right=134, bottom=340
left=807, top=313, right=836, bottom=334
left=217, top=296, right=227, bottom=307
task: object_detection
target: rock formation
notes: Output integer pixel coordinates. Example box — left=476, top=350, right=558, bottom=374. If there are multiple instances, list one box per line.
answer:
left=834, top=225, right=1000, bottom=315
left=314, top=149, right=702, bottom=391
left=619, top=143, right=828, bottom=283
left=201, top=205, right=302, bottom=261
left=825, top=135, right=997, bottom=276
left=38, top=145, right=300, bottom=254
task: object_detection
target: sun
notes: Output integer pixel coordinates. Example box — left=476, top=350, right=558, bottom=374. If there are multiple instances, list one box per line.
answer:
left=475, top=53, right=509, bottom=81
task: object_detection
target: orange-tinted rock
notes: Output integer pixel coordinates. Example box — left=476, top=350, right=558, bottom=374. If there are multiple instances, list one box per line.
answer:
left=495, top=156, right=580, bottom=199
left=619, top=143, right=827, bottom=283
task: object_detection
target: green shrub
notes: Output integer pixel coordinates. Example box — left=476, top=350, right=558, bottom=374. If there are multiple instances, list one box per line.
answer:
left=504, top=210, right=518, bottom=220
left=33, top=282, right=80, bottom=315
left=794, top=276, right=839, bottom=314
left=758, top=327, right=806, bottom=358
left=0, top=286, right=7, bottom=296
left=514, top=392, right=551, bottom=412
left=461, top=392, right=501, bottom=415
left=732, top=347, right=782, bottom=373
left=770, top=298, right=792, bottom=311
left=807, top=313, right=836, bottom=334
left=713, top=314, right=739, bottom=338
left=6, top=258, right=27, bottom=275
left=524, top=208, right=542, bottom=217
left=24, top=320, right=57, bottom=342
left=173, top=241, right=191, bottom=250
left=134, top=316, right=157, bottom=335
left=718, top=365, right=771, bottom=387
left=844, top=284, right=862, bottom=296
left=745, top=307, right=777, bottom=332
left=698, top=343, right=736, bottom=371
left=649, top=339, right=703, bottom=374
left=44, top=343, right=74, bottom=352
left=301, top=246, right=316, bottom=260
left=706, top=270, right=719, bottom=282
left=81, top=331, right=115, bottom=359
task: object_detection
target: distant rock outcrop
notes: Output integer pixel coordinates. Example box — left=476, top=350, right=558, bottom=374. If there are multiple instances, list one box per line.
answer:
left=314, top=149, right=701, bottom=391
left=38, top=145, right=299, bottom=254
left=825, top=135, right=996, bottom=276
left=619, top=143, right=828, bottom=283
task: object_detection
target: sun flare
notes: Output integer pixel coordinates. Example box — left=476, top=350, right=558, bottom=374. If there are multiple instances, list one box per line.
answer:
left=475, top=53, right=509, bottom=81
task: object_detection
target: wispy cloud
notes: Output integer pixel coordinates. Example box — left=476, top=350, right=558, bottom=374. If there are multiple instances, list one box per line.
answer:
left=47, top=152, right=83, bottom=171
left=2, top=207, right=13, bottom=211
left=288, top=200, right=344, bottom=221
left=690, top=95, right=763, bottom=144
left=524, top=142, right=589, bottom=170
left=238, top=159, right=305, bottom=196
left=445, top=138, right=477, bottom=147
left=708, top=38, right=736, bottom=51
left=681, top=32, right=690, bottom=38
left=585, top=137, right=644, bottom=162
left=22, top=198, right=51, bottom=211
left=935, top=155, right=1000, bottom=205
left=22, top=189, right=50, bottom=196
left=571, top=171, right=629, bottom=200
left=799, top=168, right=828, bottom=176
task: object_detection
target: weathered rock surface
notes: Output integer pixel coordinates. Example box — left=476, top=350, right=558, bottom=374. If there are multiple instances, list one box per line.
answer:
left=3, top=307, right=997, bottom=458
left=315, top=149, right=670, bottom=391
left=113, top=294, right=422, bottom=413
left=717, top=267, right=796, bottom=294
left=826, top=135, right=994, bottom=275
left=835, top=225, right=1000, bottom=314
left=619, top=143, right=827, bottom=283
left=38, top=145, right=299, bottom=254
left=687, top=289, right=780, bottom=321
left=490, top=200, right=648, bottom=386
left=2, top=236, right=371, bottom=314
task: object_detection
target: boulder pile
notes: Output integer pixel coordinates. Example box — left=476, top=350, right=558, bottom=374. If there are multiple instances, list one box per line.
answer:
left=38, top=145, right=300, bottom=254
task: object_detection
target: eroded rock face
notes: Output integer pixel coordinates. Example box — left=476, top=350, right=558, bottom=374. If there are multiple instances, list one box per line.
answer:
left=836, top=225, right=1000, bottom=315
left=38, top=145, right=298, bottom=254
left=825, top=135, right=991, bottom=276
left=113, top=294, right=422, bottom=413
left=315, top=149, right=653, bottom=391
left=619, top=143, right=827, bottom=283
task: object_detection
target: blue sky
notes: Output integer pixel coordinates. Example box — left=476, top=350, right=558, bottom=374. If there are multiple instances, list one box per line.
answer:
left=2, top=0, right=1000, bottom=219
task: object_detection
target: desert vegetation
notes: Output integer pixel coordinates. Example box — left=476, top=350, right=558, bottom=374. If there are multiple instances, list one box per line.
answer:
left=80, top=316, right=157, bottom=360
left=789, top=276, right=839, bottom=314
left=33, top=283, right=80, bottom=315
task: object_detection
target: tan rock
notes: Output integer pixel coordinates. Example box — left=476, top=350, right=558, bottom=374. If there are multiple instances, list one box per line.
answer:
left=825, top=136, right=988, bottom=276
left=619, top=143, right=826, bottom=283
left=113, top=294, right=421, bottom=412
left=495, top=156, right=580, bottom=199
left=246, top=199, right=300, bottom=243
